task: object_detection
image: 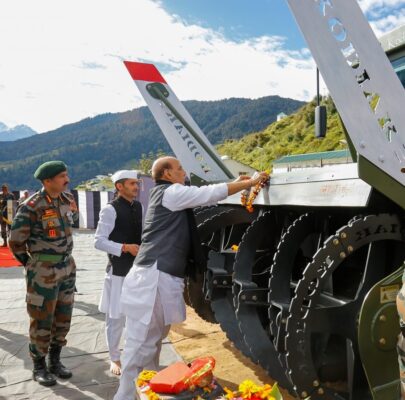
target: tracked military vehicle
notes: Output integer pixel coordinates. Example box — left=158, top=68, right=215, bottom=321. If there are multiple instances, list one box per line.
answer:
left=123, top=2, right=405, bottom=399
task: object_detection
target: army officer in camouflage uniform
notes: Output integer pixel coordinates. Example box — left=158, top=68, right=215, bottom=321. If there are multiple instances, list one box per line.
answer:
left=9, top=161, right=78, bottom=387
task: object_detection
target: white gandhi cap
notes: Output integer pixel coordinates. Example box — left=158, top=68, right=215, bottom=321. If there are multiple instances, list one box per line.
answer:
left=111, top=170, right=139, bottom=184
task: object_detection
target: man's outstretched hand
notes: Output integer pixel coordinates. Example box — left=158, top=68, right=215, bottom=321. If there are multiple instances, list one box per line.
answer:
left=227, top=171, right=269, bottom=196
left=234, top=172, right=269, bottom=186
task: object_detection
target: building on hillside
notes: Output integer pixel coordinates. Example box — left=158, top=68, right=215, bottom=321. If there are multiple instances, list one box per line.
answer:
left=273, top=149, right=353, bottom=172
left=76, top=175, right=113, bottom=191
left=379, top=24, right=405, bottom=86
left=277, top=112, right=287, bottom=121
left=76, top=171, right=146, bottom=191
left=221, top=155, right=257, bottom=176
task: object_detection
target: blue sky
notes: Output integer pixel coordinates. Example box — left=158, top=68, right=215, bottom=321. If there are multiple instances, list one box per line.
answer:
left=160, top=0, right=405, bottom=41
left=161, top=0, right=305, bottom=50
left=0, top=0, right=403, bottom=132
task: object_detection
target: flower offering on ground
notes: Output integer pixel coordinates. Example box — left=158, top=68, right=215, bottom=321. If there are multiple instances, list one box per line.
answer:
left=135, top=364, right=223, bottom=400
left=222, top=380, right=283, bottom=400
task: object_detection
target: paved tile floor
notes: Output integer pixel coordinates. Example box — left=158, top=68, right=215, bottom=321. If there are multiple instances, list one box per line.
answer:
left=0, top=230, right=181, bottom=400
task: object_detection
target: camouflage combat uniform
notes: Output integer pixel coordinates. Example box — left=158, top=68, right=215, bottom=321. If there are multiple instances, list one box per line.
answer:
left=9, top=189, right=78, bottom=360
left=397, top=269, right=405, bottom=399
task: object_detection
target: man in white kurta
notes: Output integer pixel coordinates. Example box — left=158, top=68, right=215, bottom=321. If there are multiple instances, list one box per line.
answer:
left=113, top=157, right=268, bottom=400
left=95, top=170, right=142, bottom=375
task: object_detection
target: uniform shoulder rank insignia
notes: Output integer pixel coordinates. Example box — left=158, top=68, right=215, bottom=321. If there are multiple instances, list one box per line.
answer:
left=27, top=192, right=41, bottom=208
left=61, top=191, right=74, bottom=203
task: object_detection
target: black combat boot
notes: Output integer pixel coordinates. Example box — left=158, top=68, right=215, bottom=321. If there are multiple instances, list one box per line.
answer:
left=33, top=357, right=57, bottom=386
left=48, top=344, right=72, bottom=379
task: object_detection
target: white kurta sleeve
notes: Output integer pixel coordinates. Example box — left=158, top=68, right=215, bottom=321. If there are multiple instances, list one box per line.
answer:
left=162, top=183, right=228, bottom=212
left=94, top=204, right=122, bottom=257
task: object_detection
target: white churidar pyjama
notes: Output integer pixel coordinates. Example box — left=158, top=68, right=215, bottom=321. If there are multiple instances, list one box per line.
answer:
left=113, top=263, right=185, bottom=400
left=99, top=268, right=126, bottom=361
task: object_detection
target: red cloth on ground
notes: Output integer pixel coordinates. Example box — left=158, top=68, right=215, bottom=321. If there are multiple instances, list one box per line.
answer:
left=0, top=246, right=22, bottom=267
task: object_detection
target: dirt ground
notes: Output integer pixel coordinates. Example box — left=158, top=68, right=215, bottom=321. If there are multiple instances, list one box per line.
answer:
left=168, top=306, right=295, bottom=400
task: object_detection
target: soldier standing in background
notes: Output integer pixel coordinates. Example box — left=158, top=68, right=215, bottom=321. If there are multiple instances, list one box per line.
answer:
left=9, top=161, right=78, bottom=387
left=0, top=183, right=15, bottom=247
left=18, top=190, right=30, bottom=206
left=94, top=170, right=142, bottom=375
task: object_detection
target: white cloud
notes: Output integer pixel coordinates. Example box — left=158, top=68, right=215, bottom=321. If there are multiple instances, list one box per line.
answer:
left=359, top=0, right=404, bottom=14
left=358, top=0, right=405, bottom=35
left=0, top=0, right=315, bottom=132
left=0, top=0, right=402, bottom=132
left=368, top=8, right=405, bottom=36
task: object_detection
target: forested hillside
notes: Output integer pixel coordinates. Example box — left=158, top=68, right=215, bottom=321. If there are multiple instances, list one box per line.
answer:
left=0, top=96, right=304, bottom=189
left=217, top=96, right=346, bottom=171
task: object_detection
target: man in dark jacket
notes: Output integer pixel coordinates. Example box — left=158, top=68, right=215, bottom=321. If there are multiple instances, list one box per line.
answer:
left=94, top=170, right=142, bottom=375
left=114, top=157, right=268, bottom=400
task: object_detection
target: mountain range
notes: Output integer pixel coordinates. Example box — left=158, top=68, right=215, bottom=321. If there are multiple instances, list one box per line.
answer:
left=0, top=123, right=37, bottom=141
left=0, top=95, right=304, bottom=189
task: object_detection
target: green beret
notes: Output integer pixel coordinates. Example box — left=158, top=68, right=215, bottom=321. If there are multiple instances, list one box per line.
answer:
left=34, top=161, right=67, bottom=180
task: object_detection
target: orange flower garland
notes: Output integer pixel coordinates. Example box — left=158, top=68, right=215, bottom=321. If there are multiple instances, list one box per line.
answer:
left=137, top=370, right=160, bottom=400
left=240, top=175, right=269, bottom=213
left=222, top=380, right=282, bottom=400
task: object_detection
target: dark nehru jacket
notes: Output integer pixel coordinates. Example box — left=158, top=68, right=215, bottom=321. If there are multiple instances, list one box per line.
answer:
left=135, top=182, right=204, bottom=278
left=108, top=197, right=142, bottom=277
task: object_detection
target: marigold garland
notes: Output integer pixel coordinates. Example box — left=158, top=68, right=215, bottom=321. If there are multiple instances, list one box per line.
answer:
left=222, top=380, right=282, bottom=400
left=239, top=380, right=261, bottom=398
left=240, top=174, right=269, bottom=213
left=137, top=370, right=158, bottom=387
left=137, top=370, right=159, bottom=400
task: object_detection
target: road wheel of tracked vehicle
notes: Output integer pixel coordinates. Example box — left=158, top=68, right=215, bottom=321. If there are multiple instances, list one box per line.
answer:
left=186, top=206, right=257, bottom=328
left=204, top=207, right=258, bottom=357
left=186, top=206, right=232, bottom=323
left=184, top=206, right=233, bottom=310
left=232, top=211, right=293, bottom=389
left=194, top=205, right=233, bottom=225
left=268, top=212, right=338, bottom=370
left=202, top=207, right=259, bottom=357
left=285, top=214, right=405, bottom=400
